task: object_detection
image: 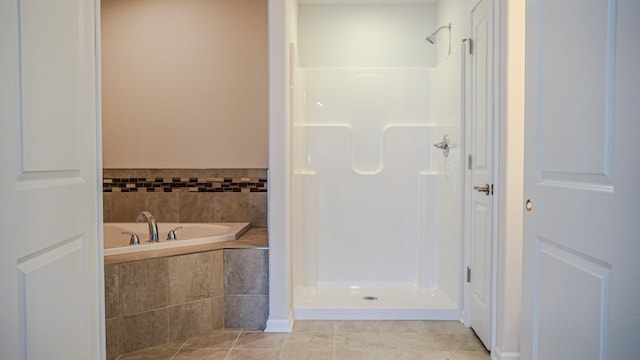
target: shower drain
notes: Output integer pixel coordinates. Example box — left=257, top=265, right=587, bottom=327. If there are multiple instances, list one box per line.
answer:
left=362, top=296, right=378, bottom=301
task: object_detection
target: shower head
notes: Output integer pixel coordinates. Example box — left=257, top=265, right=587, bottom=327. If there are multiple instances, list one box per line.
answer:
left=425, top=23, right=451, bottom=45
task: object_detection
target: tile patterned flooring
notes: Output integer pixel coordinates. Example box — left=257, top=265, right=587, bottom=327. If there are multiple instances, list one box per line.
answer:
left=115, top=320, right=490, bottom=360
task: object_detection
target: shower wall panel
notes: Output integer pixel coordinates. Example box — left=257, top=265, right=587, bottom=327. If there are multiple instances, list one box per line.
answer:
left=296, top=68, right=441, bottom=288
left=298, top=4, right=436, bottom=68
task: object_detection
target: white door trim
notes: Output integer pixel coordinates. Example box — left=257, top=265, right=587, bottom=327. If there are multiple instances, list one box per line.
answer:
left=492, top=1, right=525, bottom=358
left=96, top=0, right=107, bottom=356
left=490, top=0, right=501, bottom=354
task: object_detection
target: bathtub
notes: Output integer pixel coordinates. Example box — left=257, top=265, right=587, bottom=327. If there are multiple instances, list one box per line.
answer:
left=103, top=222, right=250, bottom=256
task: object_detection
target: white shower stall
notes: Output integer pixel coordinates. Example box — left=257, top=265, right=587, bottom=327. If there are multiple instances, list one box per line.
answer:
left=291, top=1, right=467, bottom=320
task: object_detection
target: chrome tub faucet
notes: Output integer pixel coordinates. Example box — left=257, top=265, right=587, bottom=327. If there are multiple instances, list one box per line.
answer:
left=136, top=211, right=159, bottom=242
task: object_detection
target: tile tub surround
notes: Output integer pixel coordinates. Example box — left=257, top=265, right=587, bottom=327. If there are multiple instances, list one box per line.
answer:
left=224, top=249, right=269, bottom=329
left=103, top=169, right=267, bottom=227
left=104, top=229, right=268, bottom=359
left=113, top=320, right=490, bottom=360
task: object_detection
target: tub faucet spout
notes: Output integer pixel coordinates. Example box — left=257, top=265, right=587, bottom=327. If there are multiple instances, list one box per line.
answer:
left=136, top=211, right=159, bottom=242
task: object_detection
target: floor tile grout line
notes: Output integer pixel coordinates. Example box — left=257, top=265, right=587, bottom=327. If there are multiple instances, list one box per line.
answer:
left=377, top=319, right=390, bottom=358
left=276, top=331, right=287, bottom=360
left=167, top=337, right=189, bottom=360
left=332, top=320, right=336, bottom=360
left=223, top=328, right=244, bottom=360
left=380, top=331, right=390, bottom=357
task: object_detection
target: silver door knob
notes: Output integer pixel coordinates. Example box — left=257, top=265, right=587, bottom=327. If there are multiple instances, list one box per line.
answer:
left=473, top=184, right=491, bottom=196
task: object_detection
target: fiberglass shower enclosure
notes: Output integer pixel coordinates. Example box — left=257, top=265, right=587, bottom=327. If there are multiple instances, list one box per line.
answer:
left=291, top=1, right=465, bottom=320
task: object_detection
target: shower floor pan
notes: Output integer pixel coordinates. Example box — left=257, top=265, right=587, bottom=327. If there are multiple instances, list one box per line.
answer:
left=294, top=285, right=460, bottom=320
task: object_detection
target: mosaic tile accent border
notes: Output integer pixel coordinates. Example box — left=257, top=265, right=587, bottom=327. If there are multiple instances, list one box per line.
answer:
left=103, top=176, right=267, bottom=193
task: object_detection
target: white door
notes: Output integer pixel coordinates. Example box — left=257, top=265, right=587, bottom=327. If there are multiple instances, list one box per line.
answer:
left=521, top=0, right=640, bottom=359
left=0, top=0, right=102, bottom=358
left=466, top=0, right=493, bottom=350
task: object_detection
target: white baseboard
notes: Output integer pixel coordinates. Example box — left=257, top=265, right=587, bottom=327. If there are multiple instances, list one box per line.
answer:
left=264, top=311, right=293, bottom=333
left=492, top=347, right=520, bottom=360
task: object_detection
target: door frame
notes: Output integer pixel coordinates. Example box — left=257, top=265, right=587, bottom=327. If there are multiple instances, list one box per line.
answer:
left=462, top=0, right=500, bottom=352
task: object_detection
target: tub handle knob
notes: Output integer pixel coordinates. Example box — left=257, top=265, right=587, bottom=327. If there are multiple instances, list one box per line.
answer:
left=122, top=232, right=140, bottom=245
left=167, top=227, right=184, bottom=241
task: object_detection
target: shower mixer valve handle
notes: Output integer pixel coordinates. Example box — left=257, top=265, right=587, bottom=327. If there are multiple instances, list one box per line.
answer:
left=433, top=134, right=451, bottom=157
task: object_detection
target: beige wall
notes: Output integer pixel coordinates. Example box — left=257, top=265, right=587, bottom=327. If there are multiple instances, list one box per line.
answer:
left=101, top=0, right=268, bottom=169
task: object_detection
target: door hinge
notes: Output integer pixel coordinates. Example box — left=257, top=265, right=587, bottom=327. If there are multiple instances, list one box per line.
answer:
left=463, top=38, right=473, bottom=55
left=466, top=266, right=471, bottom=283
left=468, top=154, right=472, bottom=170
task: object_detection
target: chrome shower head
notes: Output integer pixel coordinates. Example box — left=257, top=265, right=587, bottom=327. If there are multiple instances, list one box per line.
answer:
left=425, top=23, right=451, bottom=45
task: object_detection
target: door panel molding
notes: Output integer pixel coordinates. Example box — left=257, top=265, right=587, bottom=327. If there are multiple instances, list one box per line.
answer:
left=533, top=237, right=611, bottom=360
left=536, top=0, right=617, bottom=190
left=17, top=235, right=90, bottom=359
left=19, top=0, right=88, bottom=173
left=16, top=170, right=85, bottom=189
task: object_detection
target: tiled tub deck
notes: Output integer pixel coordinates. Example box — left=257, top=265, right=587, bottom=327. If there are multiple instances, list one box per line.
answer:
left=104, top=228, right=268, bottom=359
